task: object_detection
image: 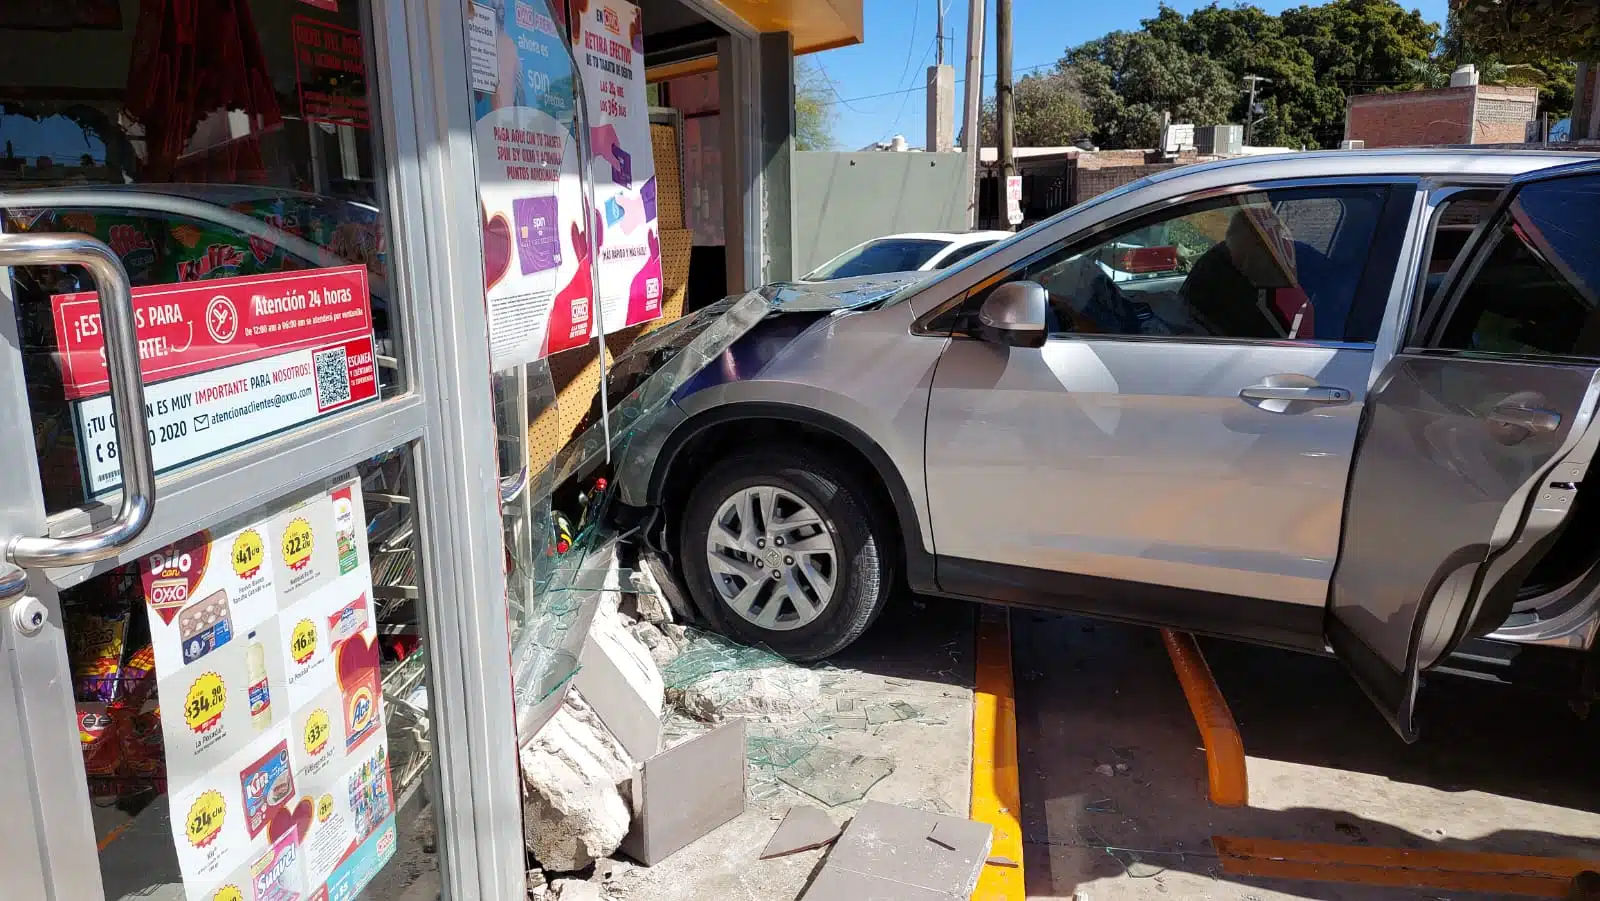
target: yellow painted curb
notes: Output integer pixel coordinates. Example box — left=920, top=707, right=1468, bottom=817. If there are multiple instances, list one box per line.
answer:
left=1161, top=629, right=1249, bottom=808
left=1215, top=836, right=1600, bottom=897
left=971, top=608, right=1025, bottom=900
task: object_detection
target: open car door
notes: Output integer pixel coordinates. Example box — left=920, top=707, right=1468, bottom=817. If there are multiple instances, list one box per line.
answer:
left=1329, top=160, right=1600, bottom=741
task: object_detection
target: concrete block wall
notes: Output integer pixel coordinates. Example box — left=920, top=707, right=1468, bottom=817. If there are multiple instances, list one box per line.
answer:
left=791, top=151, right=970, bottom=275
left=1475, top=86, right=1539, bottom=144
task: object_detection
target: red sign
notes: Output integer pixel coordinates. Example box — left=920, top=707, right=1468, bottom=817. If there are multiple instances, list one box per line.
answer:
left=52, top=265, right=373, bottom=400
left=291, top=16, right=371, bottom=130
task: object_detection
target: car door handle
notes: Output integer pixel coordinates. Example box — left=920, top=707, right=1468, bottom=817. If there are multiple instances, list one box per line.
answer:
left=1488, top=403, right=1561, bottom=433
left=1239, top=385, right=1352, bottom=404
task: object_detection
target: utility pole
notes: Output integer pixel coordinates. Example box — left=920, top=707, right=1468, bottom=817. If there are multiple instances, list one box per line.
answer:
left=926, top=0, right=955, bottom=152
left=960, top=0, right=986, bottom=227
left=1242, top=74, right=1271, bottom=146
left=996, top=0, right=1014, bottom=182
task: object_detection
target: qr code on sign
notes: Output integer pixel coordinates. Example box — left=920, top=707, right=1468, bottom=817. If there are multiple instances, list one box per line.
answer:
left=314, top=346, right=351, bottom=409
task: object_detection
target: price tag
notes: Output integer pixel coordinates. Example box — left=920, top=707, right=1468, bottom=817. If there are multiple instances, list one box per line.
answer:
left=184, top=672, right=227, bottom=733
left=290, top=619, right=318, bottom=665
left=186, top=789, right=227, bottom=848
left=281, top=518, right=314, bottom=571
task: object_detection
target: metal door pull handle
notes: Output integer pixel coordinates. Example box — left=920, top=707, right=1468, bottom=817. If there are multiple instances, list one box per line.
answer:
left=0, top=232, right=154, bottom=567
left=1239, top=385, right=1351, bottom=403
left=1488, top=404, right=1561, bottom=433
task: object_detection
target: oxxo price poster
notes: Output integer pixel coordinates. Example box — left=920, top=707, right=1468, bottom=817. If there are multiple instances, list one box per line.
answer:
left=140, top=474, right=396, bottom=901
left=467, top=0, right=594, bottom=367
left=51, top=265, right=379, bottom=497
left=574, top=0, right=663, bottom=332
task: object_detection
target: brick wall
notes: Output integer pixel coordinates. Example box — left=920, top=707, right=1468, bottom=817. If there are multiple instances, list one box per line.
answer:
left=1072, top=149, right=1195, bottom=203
left=1076, top=163, right=1173, bottom=202
left=1346, top=84, right=1538, bottom=148
left=1347, top=87, right=1476, bottom=147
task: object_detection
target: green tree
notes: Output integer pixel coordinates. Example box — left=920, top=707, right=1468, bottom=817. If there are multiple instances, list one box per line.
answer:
left=794, top=60, right=836, bottom=151
left=978, top=69, right=1094, bottom=146
left=1281, top=0, right=1439, bottom=89
left=1276, top=0, right=1438, bottom=146
left=1454, top=0, right=1600, bottom=63
left=1064, top=30, right=1237, bottom=149
left=1423, top=9, right=1578, bottom=118
left=1144, top=3, right=1343, bottom=148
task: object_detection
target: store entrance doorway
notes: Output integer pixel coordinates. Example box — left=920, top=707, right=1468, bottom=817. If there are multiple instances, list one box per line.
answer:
left=0, top=4, right=522, bottom=901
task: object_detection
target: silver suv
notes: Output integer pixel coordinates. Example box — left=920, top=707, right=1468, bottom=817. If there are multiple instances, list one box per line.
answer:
left=607, top=151, right=1600, bottom=741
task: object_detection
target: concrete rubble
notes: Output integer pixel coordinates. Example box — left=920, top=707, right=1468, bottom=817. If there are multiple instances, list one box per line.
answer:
left=547, top=879, right=602, bottom=901
left=669, top=665, right=823, bottom=724
left=520, top=690, right=636, bottom=872
left=577, top=607, right=665, bottom=761
left=522, top=537, right=972, bottom=899
left=521, top=541, right=766, bottom=881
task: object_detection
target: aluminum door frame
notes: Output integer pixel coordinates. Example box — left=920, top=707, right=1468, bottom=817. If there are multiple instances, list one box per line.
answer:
left=0, top=2, right=525, bottom=900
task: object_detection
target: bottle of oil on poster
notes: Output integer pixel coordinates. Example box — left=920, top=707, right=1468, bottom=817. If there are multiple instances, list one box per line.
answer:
left=247, top=630, right=272, bottom=731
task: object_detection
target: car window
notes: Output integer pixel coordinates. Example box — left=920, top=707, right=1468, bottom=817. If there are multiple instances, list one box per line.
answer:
left=959, top=185, right=1390, bottom=343
left=1416, top=191, right=1498, bottom=311
left=935, top=241, right=997, bottom=269
left=1433, top=175, right=1600, bottom=358
left=806, top=238, right=947, bottom=280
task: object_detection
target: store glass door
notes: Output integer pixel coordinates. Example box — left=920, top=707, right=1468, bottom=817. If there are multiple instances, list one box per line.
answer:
left=0, top=4, right=521, bottom=901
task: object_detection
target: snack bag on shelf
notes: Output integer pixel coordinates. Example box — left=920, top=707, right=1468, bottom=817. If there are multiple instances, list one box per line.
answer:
left=65, top=607, right=129, bottom=703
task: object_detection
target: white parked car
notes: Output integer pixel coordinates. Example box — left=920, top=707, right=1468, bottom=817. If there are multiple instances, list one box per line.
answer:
left=801, top=231, right=1013, bottom=281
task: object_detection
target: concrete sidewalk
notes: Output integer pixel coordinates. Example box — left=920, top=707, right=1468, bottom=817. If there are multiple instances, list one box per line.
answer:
left=603, top=596, right=977, bottom=900
left=1013, top=613, right=1600, bottom=900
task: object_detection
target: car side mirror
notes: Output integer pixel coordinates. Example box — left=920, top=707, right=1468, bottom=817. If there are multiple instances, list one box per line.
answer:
left=976, top=281, right=1048, bottom=349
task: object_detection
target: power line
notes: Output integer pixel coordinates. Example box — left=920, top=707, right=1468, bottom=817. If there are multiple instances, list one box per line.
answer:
left=811, top=61, right=866, bottom=113
left=884, top=36, right=941, bottom=141
left=890, top=0, right=924, bottom=101
left=820, top=60, right=1058, bottom=108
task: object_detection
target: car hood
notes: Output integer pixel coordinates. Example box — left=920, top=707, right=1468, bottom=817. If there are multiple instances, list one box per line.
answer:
left=760, top=270, right=928, bottom=311
left=547, top=271, right=920, bottom=493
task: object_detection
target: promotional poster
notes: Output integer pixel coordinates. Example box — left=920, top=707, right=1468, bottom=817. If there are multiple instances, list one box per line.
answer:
left=573, top=0, right=663, bottom=332
left=468, top=0, right=594, bottom=367
left=138, top=476, right=396, bottom=901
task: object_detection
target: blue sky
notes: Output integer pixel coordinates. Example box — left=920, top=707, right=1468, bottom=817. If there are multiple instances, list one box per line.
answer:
left=810, top=0, right=1451, bottom=150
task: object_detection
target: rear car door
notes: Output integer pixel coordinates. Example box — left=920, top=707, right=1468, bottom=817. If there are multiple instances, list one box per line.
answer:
left=1330, top=161, right=1600, bottom=741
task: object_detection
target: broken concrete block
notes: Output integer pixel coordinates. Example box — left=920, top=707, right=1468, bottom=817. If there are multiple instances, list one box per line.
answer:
left=760, top=806, right=842, bottom=859
left=628, top=562, right=676, bottom=624
left=621, top=719, right=747, bottom=866
left=521, top=691, right=635, bottom=872
left=626, top=621, right=684, bottom=669
left=638, top=549, right=696, bottom=622
left=669, top=666, right=821, bottom=723
left=801, top=802, right=992, bottom=900
left=577, top=608, right=664, bottom=761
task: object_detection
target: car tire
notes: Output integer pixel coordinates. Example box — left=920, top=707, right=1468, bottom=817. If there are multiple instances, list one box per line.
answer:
left=678, top=447, right=896, bottom=661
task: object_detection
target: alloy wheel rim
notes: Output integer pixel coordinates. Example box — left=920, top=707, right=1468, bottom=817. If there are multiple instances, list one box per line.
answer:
left=705, top=486, right=838, bottom=631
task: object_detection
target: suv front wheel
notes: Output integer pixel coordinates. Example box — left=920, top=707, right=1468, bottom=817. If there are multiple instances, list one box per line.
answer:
left=678, top=447, right=895, bottom=661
